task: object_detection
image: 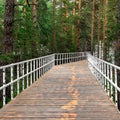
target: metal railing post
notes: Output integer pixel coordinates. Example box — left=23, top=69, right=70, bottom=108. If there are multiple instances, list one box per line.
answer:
left=3, top=68, right=6, bottom=106
left=22, top=64, right=25, bottom=91
left=17, top=65, right=20, bottom=94
left=87, top=53, right=120, bottom=110
left=115, top=68, right=118, bottom=107
left=0, top=52, right=87, bottom=108
left=10, top=66, right=13, bottom=100
left=26, top=62, right=29, bottom=87
left=30, top=61, right=32, bottom=85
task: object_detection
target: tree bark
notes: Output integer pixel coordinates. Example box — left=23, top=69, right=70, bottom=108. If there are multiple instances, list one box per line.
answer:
left=91, top=0, right=95, bottom=55
left=77, top=0, right=82, bottom=51
left=97, top=0, right=101, bottom=58
left=52, top=0, right=57, bottom=53
left=32, top=0, right=37, bottom=27
left=103, top=0, right=108, bottom=60
left=2, top=0, right=15, bottom=54
left=1, top=0, right=15, bottom=106
left=72, top=0, right=76, bottom=45
left=31, top=0, right=37, bottom=57
left=115, top=0, right=120, bottom=110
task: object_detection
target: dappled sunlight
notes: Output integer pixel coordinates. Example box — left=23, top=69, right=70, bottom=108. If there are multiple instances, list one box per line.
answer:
left=61, top=113, right=77, bottom=120
left=61, top=66, right=78, bottom=119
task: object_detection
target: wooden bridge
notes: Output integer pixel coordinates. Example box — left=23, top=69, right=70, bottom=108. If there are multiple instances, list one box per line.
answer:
left=0, top=52, right=120, bottom=119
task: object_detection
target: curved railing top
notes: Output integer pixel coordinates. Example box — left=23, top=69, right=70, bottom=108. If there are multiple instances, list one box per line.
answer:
left=0, top=52, right=86, bottom=108
left=87, top=53, right=120, bottom=110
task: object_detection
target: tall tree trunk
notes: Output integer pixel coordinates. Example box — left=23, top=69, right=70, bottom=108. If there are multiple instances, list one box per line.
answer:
left=52, top=0, right=57, bottom=53
left=1, top=0, right=15, bottom=106
left=24, top=0, right=27, bottom=30
left=63, top=2, right=69, bottom=50
left=14, top=0, right=19, bottom=61
left=2, top=0, right=15, bottom=55
left=115, top=0, right=120, bottom=110
left=97, top=0, right=101, bottom=58
left=72, top=0, right=76, bottom=45
left=91, top=0, right=95, bottom=55
left=63, top=3, right=67, bottom=32
left=31, top=0, right=37, bottom=57
left=103, top=0, right=108, bottom=60
left=32, top=0, right=37, bottom=27
left=60, top=0, right=63, bottom=33
left=77, top=0, right=82, bottom=51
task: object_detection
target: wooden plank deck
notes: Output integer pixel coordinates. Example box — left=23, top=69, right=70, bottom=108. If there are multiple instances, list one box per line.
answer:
left=0, top=60, right=120, bottom=120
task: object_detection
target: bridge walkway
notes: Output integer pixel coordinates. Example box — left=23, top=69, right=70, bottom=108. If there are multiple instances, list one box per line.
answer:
left=0, top=60, right=120, bottom=120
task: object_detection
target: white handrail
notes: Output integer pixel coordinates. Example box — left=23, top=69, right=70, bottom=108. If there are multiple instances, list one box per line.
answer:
left=0, top=52, right=86, bottom=108
left=87, top=53, right=120, bottom=108
left=55, top=52, right=86, bottom=65
left=0, top=54, right=55, bottom=107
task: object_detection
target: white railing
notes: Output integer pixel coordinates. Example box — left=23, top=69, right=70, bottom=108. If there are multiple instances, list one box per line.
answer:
left=0, top=54, right=55, bottom=107
left=87, top=53, right=120, bottom=109
left=0, top=52, right=87, bottom=108
left=55, top=52, right=86, bottom=65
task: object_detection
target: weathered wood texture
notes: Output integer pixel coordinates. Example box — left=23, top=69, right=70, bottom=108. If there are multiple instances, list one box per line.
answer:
left=0, top=60, right=120, bottom=120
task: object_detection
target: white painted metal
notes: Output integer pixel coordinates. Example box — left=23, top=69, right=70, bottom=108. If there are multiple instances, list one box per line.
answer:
left=3, top=51, right=120, bottom=110
left=115, top=68, right=118, bottom=106
left=0, top=54, right=55, bottom=107
left=10, top=66, right=13, bottom=100
left=22, top=63, right=25, bottom=90
left=26, top=62, right=29, bottom=87
left=33, top=60, right=35, bottom=82
left=30, top=61, right=32, bottom=85
left=87, top=53, right=120, bottom=109
left=3, top=68, right=6, bottom=106
left=55, top=52, right=86, bottom=65
left=0, top=52, right=87, bottom=107
left=17, top=64, right=20, bottom=94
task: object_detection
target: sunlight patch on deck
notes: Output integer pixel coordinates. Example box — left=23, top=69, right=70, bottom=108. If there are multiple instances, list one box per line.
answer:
left=61, top=66, right=79, bottom=119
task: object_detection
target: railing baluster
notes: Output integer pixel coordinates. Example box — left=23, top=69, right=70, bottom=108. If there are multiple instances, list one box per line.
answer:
left=102, top=61, right=104, bottom=85
left=61, top=54, right=62, bottom=64
left=87, top=53, right=120, bottom=110
left=110, top=66, right=113, bottom=100
left=17, top=64, right=19, bottom=94
left=0, top=52, right=92, bottom=108
left=57, top=54, right=58, bottom=65
left=30, top=61, right=32, bottom=85
left=67, top=53, right=68, bottom=63
left=40, top=58, right=42, bottom=76
left=11, top=66, right=13, bottom=100
left=44, top=58, right=46, bottom=73
left=43, top=58, right=45, bottom=74
left=3, top=68, right=6, bottom=106
left=33, top=60, right=35, bottom=82
left=62, top=54, right=63, bottom=64
left=52, top=55, right=53, bottom=67
left=26, top=62, right=29, bottom=87
left=104, top=63, right=107, bottom=91
left=115, top=68, right=118, bottom=107
left=41, top=58, right=43, bottom=76
left=22, top=63, right=24, bottom=90
left=36, top=59, right=38, bottom=80
left=39, top=58, right=40, bottom=77
left=106, top=64, right=109, bottom=95
left=42, top=58, right=44, bottom=75
left=65, top=54, right=66, bottom=63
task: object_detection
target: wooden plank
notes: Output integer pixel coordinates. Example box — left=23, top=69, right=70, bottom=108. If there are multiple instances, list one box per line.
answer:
left=0, top=60, right=120, bottom=120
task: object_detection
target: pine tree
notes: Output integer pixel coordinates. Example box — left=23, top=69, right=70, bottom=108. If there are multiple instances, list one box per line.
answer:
left=91, top=0, right=95, bottom=54
left=2, top=0, right=15, bottom=55
left=115, top=0, right=120, bottom=110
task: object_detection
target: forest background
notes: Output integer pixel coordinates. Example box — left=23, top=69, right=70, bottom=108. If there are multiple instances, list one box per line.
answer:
left=0, top=0, right=120, bottom=66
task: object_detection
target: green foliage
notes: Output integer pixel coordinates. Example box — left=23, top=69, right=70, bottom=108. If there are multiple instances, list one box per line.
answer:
left=0, top=0, right=119, bottom=64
